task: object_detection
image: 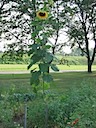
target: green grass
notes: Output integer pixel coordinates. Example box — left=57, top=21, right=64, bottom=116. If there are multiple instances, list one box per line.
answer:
left=0, top=71, right=96, bottom=94
left=52, top=71, right=96, bottom=92
left=0, top=64, right=38, bottom=71
left=0, top=73, right=30, bottom=79
left=57, top=64, right=96, bottom=70
left=0, top=64, right=96, bottom=71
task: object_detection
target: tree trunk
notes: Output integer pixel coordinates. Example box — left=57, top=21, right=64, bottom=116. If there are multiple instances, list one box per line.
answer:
left=88, top=60, right=92, bottom=73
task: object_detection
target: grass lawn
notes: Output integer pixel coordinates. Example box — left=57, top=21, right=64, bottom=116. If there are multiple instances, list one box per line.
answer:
left=0, top=71, right=96, bottom=94
left=57, top=64, right=96, bottom=71
left=0, top=64, right=96, bottom=71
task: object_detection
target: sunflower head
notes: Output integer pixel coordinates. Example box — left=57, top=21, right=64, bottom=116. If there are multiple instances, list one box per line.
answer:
left=36, top=10, right=48, bottom=20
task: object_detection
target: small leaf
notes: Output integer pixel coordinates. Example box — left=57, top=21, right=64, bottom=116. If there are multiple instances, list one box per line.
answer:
left=36, top=38, right=42, bottom=44
left=31, top=33, right=36, bottom=39
left=51, top=64, right=59, bottom=71
left=45, top=45, right=51, bottom=49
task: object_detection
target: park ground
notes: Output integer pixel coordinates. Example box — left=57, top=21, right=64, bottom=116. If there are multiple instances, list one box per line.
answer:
left=0, top=64, right=96, bottom=72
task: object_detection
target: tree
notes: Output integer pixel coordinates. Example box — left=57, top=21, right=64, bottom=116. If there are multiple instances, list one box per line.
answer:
left=60, top=0, right=96, bottom=72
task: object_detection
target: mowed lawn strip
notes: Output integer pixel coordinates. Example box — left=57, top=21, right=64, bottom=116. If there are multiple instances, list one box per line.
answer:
left=0, top=64, right=38, bottom=71
left=57, top=65, right=96, bottom=71
left=0, top=64, right=96, bottom=71
left=0, top=71, right=96, bottom=94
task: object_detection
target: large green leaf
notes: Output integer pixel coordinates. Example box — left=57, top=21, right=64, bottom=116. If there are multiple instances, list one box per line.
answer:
left=28, top=54, right=41, bottom=69
left=31, top=54, right=41, bottom=63
left=42, top=73, right=53, bottom=83
left=30, top=71, right=41, bottom=85
left=39, top=63, right=49, bottom=72
left=36, top=49, right=46, bottom=57
left=44, top=52, right=53, bottom=63
left=51, top=64, right=59, bottom=71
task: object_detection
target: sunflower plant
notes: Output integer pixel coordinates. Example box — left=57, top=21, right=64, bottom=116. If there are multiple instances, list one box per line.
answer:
left=28, top=0, right=59, bottom=94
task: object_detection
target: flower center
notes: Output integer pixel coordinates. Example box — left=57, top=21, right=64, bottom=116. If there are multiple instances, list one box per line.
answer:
left=39, top=12, right=46, bottom=16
